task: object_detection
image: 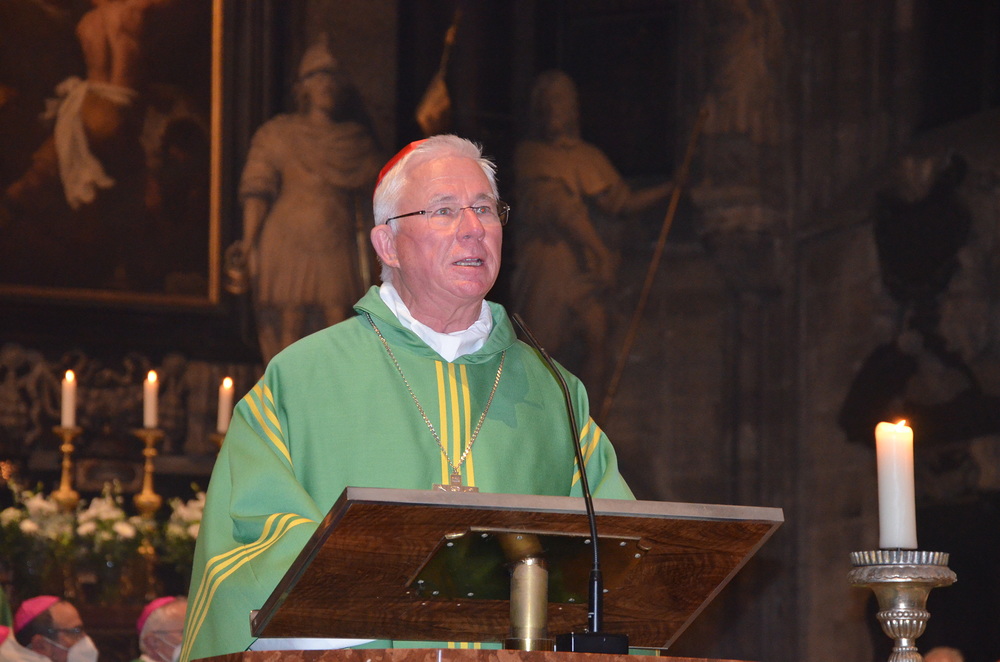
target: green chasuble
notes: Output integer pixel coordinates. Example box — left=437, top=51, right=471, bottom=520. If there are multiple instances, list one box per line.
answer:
left=180, top=287, right=634, bottom=662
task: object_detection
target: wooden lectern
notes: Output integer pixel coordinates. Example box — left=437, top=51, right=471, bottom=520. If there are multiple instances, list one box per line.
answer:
left=201, top=487, right=782, bottom=662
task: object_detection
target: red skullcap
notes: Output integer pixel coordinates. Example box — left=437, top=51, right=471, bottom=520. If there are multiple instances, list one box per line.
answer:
left=137, top=596, right=178, bottom=635
left=374, top=139, right=428, bottom=198
left=14, top=596, right=60, bottom=634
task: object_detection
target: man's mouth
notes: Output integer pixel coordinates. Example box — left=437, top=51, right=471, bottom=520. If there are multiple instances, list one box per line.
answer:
left=453, top=258, right=483, bottom=266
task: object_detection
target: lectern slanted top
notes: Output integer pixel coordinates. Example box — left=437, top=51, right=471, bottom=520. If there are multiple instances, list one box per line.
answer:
left=250, top=487, right=783, bottom=650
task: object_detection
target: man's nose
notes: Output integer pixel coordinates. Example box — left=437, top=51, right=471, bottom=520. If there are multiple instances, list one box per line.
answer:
left=456, top=207, right=486, bottom=237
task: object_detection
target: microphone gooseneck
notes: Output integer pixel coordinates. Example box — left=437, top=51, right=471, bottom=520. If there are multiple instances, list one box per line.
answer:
left=512, top=314, right=627, bottom=652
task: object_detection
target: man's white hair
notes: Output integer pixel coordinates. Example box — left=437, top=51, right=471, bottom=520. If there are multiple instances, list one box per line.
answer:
left=371, top=135, right=500, bottom=284
left=373, top=134, right=499, bottom=228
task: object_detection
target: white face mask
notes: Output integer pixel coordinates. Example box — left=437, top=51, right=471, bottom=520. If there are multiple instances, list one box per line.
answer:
left=46, top=635, right=99, bottom=662
left=146, top=630, right=184, bottom=662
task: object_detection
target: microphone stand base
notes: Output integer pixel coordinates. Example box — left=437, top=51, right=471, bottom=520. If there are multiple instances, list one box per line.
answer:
left=555, top=632, right=629, bottom=654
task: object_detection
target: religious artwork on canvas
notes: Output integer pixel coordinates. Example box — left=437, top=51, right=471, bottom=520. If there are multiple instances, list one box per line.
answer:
left=0, top=0, right=221, bottom=306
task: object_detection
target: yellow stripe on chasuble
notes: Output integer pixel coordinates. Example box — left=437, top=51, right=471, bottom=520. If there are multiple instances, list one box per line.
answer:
left=434, top=361, right=476, bottom=487
left=246, top=383, right=291, bottom=465
left=448, top=363, right=460, bottom=464
left=181, top=512, right=313, bottom=662
left=460, top=364, right=475, bottom=484
left=435, top=362, right=449, bottom=483
left=571, top=418, right=602, bottom=487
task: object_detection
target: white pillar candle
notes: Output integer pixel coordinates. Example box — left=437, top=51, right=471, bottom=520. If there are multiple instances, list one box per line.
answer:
left=144, top=370, right=159, bottom=429
left=217, top=376, right=234, bottom=433
left=61, top=370, right=76, bottom=428
left=875, top=420, right=918, bottom=549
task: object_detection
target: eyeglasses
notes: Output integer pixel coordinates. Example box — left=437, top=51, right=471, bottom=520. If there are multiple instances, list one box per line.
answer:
left=385, top=201, right=509, bottom=228
left=46, top=626, right=84, bottom=642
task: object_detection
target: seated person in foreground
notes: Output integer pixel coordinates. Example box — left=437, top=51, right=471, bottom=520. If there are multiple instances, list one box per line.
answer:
left=136, top=596, right=187, bottom=662
left=0, top=625, right=47, bottom=662
left=179, top=134, right=634, bottom=661
left=12, top=597, right=97, bottom=662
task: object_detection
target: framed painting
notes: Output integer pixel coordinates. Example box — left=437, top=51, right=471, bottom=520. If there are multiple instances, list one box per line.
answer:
left=0, top=0, right=223, bottom=307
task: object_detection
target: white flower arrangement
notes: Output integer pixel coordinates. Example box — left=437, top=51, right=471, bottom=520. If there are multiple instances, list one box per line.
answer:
left=1, top=478, right=205, bottom=602
left=158, top=487, right=205, bottom=588
left=76, top=483, right=145, bottom=558
left=0, top=482, right=74, bottom=553
left=0, top=481, right=77, bottom=601
left=165, top=489, right=205, bottom=542
left=75, top=482, right=145, bottom=563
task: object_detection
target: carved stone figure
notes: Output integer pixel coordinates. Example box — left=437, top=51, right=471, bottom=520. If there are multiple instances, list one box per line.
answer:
left=510, top=70, right=670, bottom=403
left=236, top=36, right=382, bottom=364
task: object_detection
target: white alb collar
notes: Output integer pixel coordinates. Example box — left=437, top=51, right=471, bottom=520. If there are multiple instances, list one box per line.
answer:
left=378, top=283, right=493, bottom=361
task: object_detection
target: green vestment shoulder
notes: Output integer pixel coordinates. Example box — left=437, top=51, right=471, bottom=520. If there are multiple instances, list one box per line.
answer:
left=180, top=288, right=633, bottom=661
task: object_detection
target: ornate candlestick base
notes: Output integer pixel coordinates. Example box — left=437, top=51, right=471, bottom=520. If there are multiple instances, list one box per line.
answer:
left=132, top=427, right=165, bottom=600
left=51, top=425, right=83, bottom=513
left=132, top=427, right=165, bottom=518
left=849, top=550, right=957, bottom=662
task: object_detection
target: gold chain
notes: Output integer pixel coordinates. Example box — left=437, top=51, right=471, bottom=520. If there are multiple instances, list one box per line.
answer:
left=366, top=313, right=505, bottom=478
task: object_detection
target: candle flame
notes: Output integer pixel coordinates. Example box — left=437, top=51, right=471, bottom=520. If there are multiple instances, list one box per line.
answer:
left=223, top=376, right=233, bottom=389
left=148, top=370, right=157, bottom=383
left=65, top=370, right=75, bottom=382
left=896, top=420, right=908, bottom=428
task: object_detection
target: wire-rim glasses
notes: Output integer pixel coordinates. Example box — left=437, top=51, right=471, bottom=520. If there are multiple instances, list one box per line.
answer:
left=385, top=200, right=509, bottom=228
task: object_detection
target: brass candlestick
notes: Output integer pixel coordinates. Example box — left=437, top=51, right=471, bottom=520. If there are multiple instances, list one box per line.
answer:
left=51, top=426, right=82, bottom=513
left=132, top=427, right=165, bottom=600
left=132, top=427, right=165, bottom=518
left=849, top=550, right=957, bottom=662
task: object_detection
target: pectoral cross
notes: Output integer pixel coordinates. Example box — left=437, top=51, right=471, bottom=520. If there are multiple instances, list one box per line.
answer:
left=434, top=471, right=479, bottom=493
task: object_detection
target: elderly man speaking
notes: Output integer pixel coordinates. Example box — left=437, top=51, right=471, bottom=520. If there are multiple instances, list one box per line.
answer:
left=179, top=134, right=633, bottom=661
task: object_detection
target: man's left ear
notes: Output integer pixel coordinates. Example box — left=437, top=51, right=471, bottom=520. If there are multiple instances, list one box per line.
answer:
left=371, top=224, right=399, bottom=268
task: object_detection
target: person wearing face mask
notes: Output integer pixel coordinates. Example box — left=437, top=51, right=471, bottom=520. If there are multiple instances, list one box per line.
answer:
left=12, top=596, right=98, bottom=662
left=134, top=596, right=187, bottom=662
left=1, top=624, right=49, bottom=662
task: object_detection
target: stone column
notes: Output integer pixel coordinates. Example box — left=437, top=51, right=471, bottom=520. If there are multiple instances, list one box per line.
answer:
left=692, top=182, right=798, bottom=662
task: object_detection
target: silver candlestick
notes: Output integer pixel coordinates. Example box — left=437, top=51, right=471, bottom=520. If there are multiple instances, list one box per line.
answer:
left=849, top=550, right=957, bottom=662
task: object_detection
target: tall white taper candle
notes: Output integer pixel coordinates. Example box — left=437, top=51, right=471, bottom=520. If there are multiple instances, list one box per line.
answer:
left=144, top=370, right=158, bottom=429
left=875, top=420, right=917, bottom=549
left=217, top=376, right=234, bottom=433
left=61, top=370, right=76, bottom=428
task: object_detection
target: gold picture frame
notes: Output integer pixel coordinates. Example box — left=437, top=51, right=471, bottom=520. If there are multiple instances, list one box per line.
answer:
left=0, top=0, right=223, bottom=308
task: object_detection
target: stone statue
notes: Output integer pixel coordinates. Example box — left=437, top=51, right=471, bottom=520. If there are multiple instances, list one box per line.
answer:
left=235, top=35, right=382, bottom=364
left=510, top=70, right=671, bottom=403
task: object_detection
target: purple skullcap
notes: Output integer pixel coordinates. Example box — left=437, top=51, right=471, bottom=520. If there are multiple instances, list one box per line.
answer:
left=137, top=597, right=179, bottom=636
left=14, top=596, right=60, bottom=634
